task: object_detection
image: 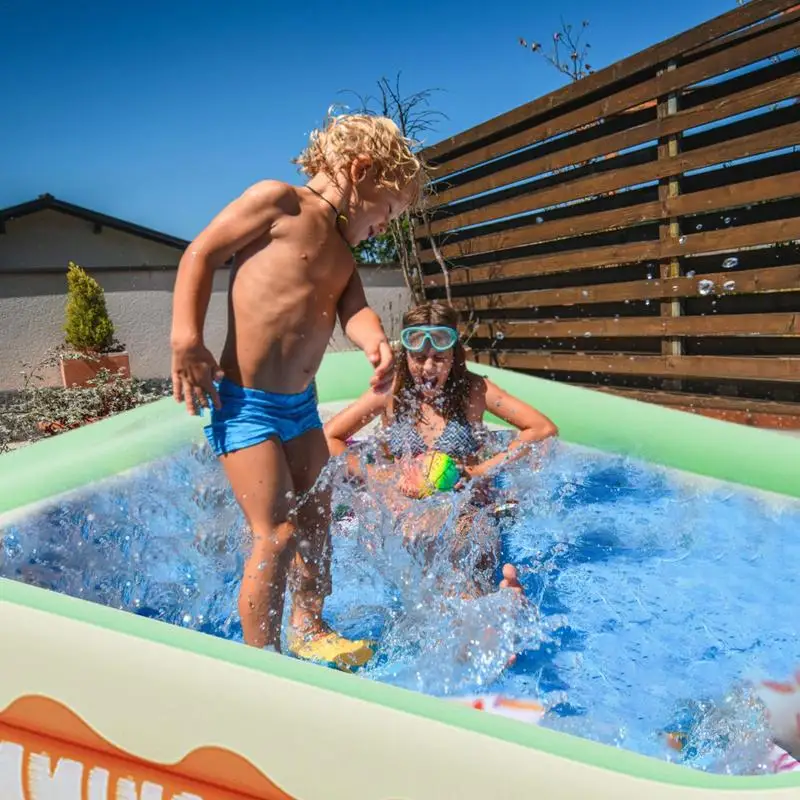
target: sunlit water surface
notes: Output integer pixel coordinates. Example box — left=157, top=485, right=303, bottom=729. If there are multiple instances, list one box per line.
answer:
left=2, top=433, right=798, bottom=775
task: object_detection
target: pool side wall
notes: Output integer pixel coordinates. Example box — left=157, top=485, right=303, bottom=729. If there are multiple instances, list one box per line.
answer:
left=1, top=352, right=798, bottom=798
left=2, top=352, right=797, bottom=517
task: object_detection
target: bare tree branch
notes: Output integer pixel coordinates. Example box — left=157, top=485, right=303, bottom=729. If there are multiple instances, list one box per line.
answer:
left=520, top=17, right=594, bottom=82
left=338, top=72, right=449, bottom=303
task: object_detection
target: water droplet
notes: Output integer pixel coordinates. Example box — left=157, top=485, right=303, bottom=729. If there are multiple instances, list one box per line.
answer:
left=644, top=298, right=651, bottom=306
left=647, top=273, right=653, bottom=280
left=182, top=613, right=192, bottom=625
left=686, top=270, right=696, bottom=278
left=695, top=223, right=703, bottom=231
left=581, top=290, right=589, bottom=298
left=722, top=257, right=738, bottom=269
left=724, top=217, right=731, bottom=224
left=698, top=279, right=715, bottom=296
left=679, top=236, right=687, bottom=245
left=496, top=331, right=505, bottom=340
left=583, top=331, right=592, bottom=338
left=723, top=280, right=736, bottom=292
left=535, top=216, right=544, bottom=224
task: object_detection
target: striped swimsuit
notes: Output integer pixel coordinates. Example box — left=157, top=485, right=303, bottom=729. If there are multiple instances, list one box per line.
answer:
left=387, top=416, right=480, bottom=460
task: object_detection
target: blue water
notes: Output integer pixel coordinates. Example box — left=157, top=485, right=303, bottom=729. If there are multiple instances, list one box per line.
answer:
left=1, top=436, right=798, bottom=774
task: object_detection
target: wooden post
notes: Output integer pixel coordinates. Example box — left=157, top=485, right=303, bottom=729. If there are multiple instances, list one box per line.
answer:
left=657, top=60, right=684, bottom=391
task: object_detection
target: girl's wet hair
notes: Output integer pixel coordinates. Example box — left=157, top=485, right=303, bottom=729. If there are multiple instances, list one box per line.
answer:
left=294, top=111, right=429, bottom=210
left=393, top=302, right=470, bottom=422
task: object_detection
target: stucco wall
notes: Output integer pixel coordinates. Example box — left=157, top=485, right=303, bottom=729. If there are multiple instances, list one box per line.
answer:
left=0, top=211, right=411, bottom=389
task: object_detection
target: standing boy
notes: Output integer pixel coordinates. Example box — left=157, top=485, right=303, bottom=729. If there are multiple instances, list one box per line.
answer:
left=170, top=113, right=426, bottom=668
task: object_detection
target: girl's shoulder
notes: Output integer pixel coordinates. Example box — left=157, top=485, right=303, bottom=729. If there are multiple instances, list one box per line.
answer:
left=466, top=370, right=489, bottom=397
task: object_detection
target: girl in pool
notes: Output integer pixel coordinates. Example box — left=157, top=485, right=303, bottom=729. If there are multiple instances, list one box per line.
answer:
left=324, top=300, right=558, bottom=598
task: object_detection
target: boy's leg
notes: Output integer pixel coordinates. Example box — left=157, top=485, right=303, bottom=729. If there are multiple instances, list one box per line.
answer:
left=283, top=427, right=374, bottom=669
left=284, top=427, right=331, bottom=634
left=219, top=438, right=295, bottom=650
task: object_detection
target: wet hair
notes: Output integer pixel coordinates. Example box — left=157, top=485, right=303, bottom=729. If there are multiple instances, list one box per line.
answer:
left=294, top=111, right=428, bottom=211
left=392, top=301, right=470, bottom=422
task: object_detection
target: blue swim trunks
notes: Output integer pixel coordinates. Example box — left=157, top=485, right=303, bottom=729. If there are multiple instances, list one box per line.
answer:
left=203, top=377, right=322, bottom=457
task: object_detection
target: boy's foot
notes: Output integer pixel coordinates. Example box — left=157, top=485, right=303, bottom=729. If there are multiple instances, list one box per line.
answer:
left=287, top=628, right=374, bottom=672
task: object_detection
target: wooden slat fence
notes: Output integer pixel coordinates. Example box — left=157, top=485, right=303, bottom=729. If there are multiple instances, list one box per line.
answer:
left=416, top=0, right=800, bottom=428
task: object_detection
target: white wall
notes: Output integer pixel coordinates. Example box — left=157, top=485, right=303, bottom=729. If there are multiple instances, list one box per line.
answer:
left=0, top=212, right=411, bottom=389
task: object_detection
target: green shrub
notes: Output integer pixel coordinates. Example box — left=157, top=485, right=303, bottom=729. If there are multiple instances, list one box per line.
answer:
left=0, top=348, right=169, bottom=453
left=64, top=261, right=115, bottom=352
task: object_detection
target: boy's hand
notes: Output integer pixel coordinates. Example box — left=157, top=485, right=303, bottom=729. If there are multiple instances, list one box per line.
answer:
left=366, top=339, right=395, bottom=394
left=171, top=341, right=224, bottom=415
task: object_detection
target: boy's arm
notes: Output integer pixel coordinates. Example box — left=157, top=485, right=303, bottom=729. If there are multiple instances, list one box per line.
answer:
left=171, top=180, right=291, bottom=346
left=336, top=268, right=395, bottom=393
left=171, top=180, right=291, bottom=414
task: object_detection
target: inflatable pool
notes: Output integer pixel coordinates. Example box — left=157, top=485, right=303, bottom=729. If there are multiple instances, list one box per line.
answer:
left=1, top=351, right=799, bottom=799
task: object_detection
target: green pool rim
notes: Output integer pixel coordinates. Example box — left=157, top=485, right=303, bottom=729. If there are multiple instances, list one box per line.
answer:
left=1, top=350, right=798, bottom=790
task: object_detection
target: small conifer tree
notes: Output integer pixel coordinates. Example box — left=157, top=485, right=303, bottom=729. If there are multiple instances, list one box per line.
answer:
left=64, top=261, right=115, bottom=352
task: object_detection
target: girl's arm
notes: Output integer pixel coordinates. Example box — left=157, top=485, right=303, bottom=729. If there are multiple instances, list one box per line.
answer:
left=467, top=378, right=558, bottom=478
left=323, top=389, right=391, bottom=456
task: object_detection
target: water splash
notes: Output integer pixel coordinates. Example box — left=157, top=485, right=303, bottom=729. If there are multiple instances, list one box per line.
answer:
left=2, top=437, right=799, bottom=776
left=698, top=279, right=715, bottom=296
left=658, top=684, right=775, bottom=774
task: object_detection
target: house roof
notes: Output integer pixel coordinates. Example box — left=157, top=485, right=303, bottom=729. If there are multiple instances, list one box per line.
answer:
left=0, top=193, right=190, bottom=250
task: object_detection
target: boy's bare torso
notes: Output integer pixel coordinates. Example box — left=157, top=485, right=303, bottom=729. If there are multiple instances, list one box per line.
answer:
left=220, top=186, right=355, bottom=394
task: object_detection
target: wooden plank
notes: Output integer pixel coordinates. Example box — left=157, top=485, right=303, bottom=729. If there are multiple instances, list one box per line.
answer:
left=423, top=217, right=800, bottom=288
left=424, top=120, right=800, bottom=238
left=578, top=384, right=800, bottom=417
left=427, top=69, right=800, bottom=208
left=419, top=171, right=799, bottom=262
left=684, top=1, right=800, bottom=59
left=423, top=0, right=797, bottom=165
left=470, top=312, right=800, bottom=339
left=426, top=14, right=800, bottom=183
left=690, top=407, right=800, bottom=427
left=576, top=385, right=800, bottom=428
left=656, top=60, right=684, bottom=366
left=469, top=351, right=800, bottom=382
left=447, top=265, right=800, bottom=311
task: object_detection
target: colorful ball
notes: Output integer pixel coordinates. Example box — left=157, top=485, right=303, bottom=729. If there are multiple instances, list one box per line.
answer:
left=418, top=451, right=461, bottom=497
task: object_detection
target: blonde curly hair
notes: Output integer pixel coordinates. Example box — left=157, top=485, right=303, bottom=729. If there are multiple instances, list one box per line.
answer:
left=294, top=111, right=429, bottom=210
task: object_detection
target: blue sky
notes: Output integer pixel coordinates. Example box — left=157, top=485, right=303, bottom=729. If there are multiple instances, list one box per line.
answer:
left=2, top=0, right=737, bottom=241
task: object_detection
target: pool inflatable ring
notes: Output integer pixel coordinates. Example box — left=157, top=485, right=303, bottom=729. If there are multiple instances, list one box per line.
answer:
left=448, top=693, right=545, bottom=725
left=756, top=671, right=800, bottom=765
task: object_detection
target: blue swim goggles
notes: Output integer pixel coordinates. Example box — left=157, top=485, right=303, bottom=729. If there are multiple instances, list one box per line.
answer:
left=400, top=325, right=459, bottom=352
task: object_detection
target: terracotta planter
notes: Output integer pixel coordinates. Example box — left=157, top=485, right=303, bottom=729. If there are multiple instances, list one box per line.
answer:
left=60, top=351, right=131, bottom=388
